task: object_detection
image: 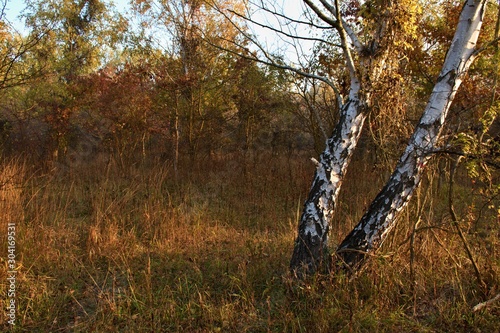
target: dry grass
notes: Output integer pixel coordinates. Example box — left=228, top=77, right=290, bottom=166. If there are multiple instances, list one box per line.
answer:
left=0, top=150, right=498, bottom=332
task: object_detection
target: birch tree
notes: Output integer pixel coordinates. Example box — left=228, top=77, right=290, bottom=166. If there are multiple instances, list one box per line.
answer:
left=288, top=0, right=422, bottom=275
left=334, top=0, right=488, bottom=272
left=210, top=0, right=488, bottom=276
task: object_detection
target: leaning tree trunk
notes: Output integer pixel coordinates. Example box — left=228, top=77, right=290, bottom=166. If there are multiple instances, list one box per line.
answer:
left=289, top=92, right=367, bottom=275
left=290, top=0, right=391, bottom=277
left=335, top=0, right=487, bottom=272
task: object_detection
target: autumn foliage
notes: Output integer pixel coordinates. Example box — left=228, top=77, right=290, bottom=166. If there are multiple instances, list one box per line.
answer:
left=0, top=0, right=498, bottom=331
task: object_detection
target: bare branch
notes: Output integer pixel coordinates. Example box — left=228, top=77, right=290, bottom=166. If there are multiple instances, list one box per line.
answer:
left=205, top=32, right=338, bottom=91
left=431, top=148, right=500, bottom=169
left=228, top=8, right=341, bottom=47
left=473, top=293, right=500, bottom=312
left=303, top=0, right=339, bottom=28
left=297, top=78, right=331, bottom=140
left=0, top=0, right=6, bottom=21
left=249, top=0, right=331, bottom=29
left=318, top=0, right=337, bottom=16
left=205, top=1, right=343, bottom=102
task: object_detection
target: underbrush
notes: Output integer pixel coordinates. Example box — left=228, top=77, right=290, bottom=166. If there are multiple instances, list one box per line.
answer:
left=0, top=151, right=498, bottom=332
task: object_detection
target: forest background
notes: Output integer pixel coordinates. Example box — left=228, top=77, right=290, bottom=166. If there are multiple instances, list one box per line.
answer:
left=0, top=0, right=499, bottom=331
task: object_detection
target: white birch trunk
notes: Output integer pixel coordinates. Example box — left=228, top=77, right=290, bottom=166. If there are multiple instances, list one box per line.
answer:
left=290, top=89, right=367, bottom=275
left=290, top=0, right=389, bottom=276
left=336, top=0, right=487, bottom=271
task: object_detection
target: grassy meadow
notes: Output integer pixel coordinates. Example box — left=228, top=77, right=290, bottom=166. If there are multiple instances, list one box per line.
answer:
left=0, top=148, right=499, bottom=332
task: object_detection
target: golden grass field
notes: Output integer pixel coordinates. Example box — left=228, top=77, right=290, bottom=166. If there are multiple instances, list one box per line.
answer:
left=0, top=150, right=498, bottom=332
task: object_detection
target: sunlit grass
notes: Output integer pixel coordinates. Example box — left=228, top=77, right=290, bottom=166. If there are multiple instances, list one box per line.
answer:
left=0, top=151, right=498, bottom=332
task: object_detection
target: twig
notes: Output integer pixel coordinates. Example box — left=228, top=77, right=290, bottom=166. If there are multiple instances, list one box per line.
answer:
left=227, top=8, right=341, bottom=47
left=449, top=157, right=486, bottom=291
left=249, top=1, right=331, bottom=29
left=472, top=293, right=500, bottom=312
left=432, top=149, right=500, bottom=169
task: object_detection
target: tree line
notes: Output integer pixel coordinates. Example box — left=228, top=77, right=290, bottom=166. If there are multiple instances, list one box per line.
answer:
left=0, top=0, right=297, bottom=170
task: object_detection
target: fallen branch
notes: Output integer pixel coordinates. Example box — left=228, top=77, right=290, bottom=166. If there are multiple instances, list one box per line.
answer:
left=472, top=293, right=500, bottom=312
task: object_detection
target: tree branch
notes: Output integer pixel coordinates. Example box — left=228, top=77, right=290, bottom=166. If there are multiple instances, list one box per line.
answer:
left=205, top=1, right=343, bottom=103
left=333, top=0, right=358, bottom=84
left=431, top=148, right=500, bottom=169
left=303, top=0, right=339, bottom=29
left=318, top=0, right=337, bottom=17
left=205, top=33, right=339, bottom=91
left=473, top=293, right=500, bottom=312
left=227, top=8, right=341, bottom=47
left=249, top=0, right=331, bottom=29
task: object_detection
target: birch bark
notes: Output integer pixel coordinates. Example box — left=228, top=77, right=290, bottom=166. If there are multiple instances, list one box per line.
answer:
left=335, top=0, right=487, bottom=271
left=289, top=93, right=367, bottom=274
left=290, top=0, right=389, bottom=276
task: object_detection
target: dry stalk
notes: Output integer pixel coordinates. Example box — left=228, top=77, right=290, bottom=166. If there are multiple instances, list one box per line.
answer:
left=448, top=157, right=486, bottom=291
